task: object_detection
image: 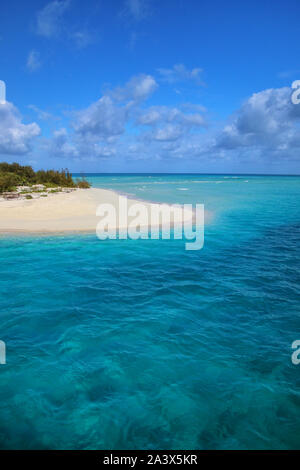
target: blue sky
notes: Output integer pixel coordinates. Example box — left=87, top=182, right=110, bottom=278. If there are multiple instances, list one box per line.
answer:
left=1, top=0, right=300, bottom=173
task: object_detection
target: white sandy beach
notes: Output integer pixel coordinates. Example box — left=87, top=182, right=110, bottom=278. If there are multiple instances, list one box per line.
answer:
left=0, top=187, right=198, bottom=234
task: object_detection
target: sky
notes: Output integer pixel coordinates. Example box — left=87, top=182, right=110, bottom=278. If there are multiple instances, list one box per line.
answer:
left=1, top=0, right=300, bottom=173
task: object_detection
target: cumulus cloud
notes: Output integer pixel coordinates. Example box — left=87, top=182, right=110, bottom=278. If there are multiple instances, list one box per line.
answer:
left=72, top=96, right=128, bottom=141
left=134, top=86, right=300, bottom=163
left=138, top=105, right=206, bottom=127
left=48, top=128, right=79, bottom=158
left=72, top=75, right=157, bottom=141
left=151, top=124, right=183, bottom=142
left=47, top=127, right=117, bottom=160
left=215, top=87, right=300, bottom=158
left=111, top=74, right=158, bottom=103
left=26, top=50, right=41, bottom=72
left=47, top=74, right=158, bottom=158
left=0, top=102, right=40, bottom=155
left=138, top=105, right=206, bottom=143
left=157, top=64, right=204, bottom=86
left=45, top=77, right=300, bottom=167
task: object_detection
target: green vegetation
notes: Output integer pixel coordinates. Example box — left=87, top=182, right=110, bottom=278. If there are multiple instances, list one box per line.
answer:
left=76, top=179, right=91, bottom=189
left=0, top=162, right=91, bottom=193
left=0, top=172, right=22, bottom=192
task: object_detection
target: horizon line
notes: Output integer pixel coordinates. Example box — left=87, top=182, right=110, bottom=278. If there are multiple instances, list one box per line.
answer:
left=70, top=172, right=300, bottom=176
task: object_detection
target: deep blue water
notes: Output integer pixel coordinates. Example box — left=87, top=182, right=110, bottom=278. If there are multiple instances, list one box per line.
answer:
left=0, top=174, right=299, bottom=449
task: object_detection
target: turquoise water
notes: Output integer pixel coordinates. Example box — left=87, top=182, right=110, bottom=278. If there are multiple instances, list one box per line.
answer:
left=0, top=174, right=300, bottom=449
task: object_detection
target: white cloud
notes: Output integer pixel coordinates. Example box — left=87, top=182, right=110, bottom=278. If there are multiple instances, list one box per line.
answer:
left=138, top=105, right=206, bottom=143
left=47, top=127, right=118, bottom=160
left=71, top=31, right=94, bottom=49
left=215, top=87, right=300, bottom=156
left=26, top=50, right=41, bottom=72
left=47, top=74, right=158, bottom=159
left=138, top=105, right=206, bottom=127
left=152, top=124, right=183, bottom=142
left=35, top=0, right=94, bottom=48
left=138, top=108, right=162, bottom=125
left=49, top=128, right=79, bottom=158
left=36, top=0, right=70, bottom=38
left=111, top=74, right=158, bottom=102
left=123, top=0, right=150, bottom=21
left=131, top=87, right=300, bottom=163
left=72, top=74, right=158, bottom=141
left=73, top=96, right=128, bottom=140
left=157, top=64, right=204, bottom=85
left=0, top=102, right=40, bottom=155
left=28, top=104, right=60, bottom=121
left=45, top=78, right=300, bottom=167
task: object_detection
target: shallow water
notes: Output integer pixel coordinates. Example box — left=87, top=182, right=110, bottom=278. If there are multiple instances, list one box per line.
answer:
left=0, top=174, right=299, bottom=449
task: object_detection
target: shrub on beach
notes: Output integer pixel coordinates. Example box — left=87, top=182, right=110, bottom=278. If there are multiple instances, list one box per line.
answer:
left=35, top=169, right=75, bottom=188
left=0, top=162, right=78, bottom=192
left=76, top=179, right=91, bottom=189
left=0, top=163, right=35, bottom=185
left=0, top=172, right=22, bottom=193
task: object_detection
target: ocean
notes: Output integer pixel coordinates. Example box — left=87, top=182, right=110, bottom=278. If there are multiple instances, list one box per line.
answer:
left=0, top=174, right=299, bottom=449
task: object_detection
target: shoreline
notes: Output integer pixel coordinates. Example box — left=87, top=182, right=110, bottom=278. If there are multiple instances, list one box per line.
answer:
left=0, top=187, right=201, bottom=236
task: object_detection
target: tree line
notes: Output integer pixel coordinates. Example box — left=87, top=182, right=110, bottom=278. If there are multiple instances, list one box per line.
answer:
left=0, top=162, right=90, bottom=193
